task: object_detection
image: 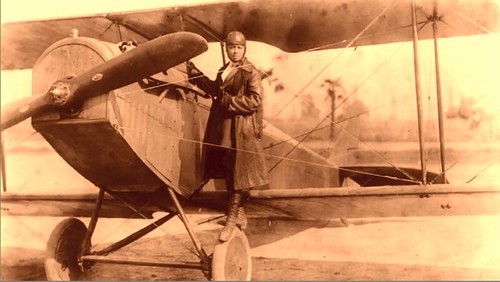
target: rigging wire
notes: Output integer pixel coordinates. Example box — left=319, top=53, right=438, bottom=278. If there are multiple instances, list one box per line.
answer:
left=262, top=3, right=496, bottom=183
left=314, top=95, right=414, bottom=156
left=264, top=0, right=398, bottom=127
left=3, top=131, right=54, bottom=193
left=182, top=12, right=224, bottom=42
left=91, top=200, right=154, bottom=247
left=305, top=20, right=429, bottom=52
left=112, top=11, right=430, bottom=147
left=429, top=140, right=496, bottom=185
left=11, top=153, right=53, bottom=193
left=262, top=24, right=422, bottom=152
left=113, top=93, right=421, bottom=184
left=117, top=33, right=417, bottom=165
left=3, top=130, right=40, bottom=153
left=120, top=43, right=492, bottom=184
left=101, top=0, right=496, bottom=179
left=424, top=1, right=496, bottom=183
left=5, top=0, right=493, bottom=190
left=111, top=34, right=429, bottom=183
left=107, top=191, right=200, bottom=257
left=1, top=211, right=52, bottom=248
left=2, top=1, right=497, bottom=267
left=466, top=161, right=495, bottom=184
left=330, top=21, right=429, bottom=114
left=441, top=2, right=494, bottom=34
left=260, top=3, right=447, bottom=182
left=111, top=103, right=410, bottom=184
left=267, top=113, right=330, bottom=172
left=11, top=0, right=486, bottom=189
left=266, top=40, right=423, bottom=181
left=115, top=122, right=421, bottom=185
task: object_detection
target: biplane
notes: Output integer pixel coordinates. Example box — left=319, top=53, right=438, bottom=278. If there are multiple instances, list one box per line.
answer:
left=1, top=0, right=500, bottom=280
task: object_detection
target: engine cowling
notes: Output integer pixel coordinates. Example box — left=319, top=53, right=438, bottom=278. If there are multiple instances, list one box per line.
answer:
left=31, top=36, right=205, bottom=197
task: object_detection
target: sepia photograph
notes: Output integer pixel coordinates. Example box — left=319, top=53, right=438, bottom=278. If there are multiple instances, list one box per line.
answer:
left=1, top=0, right=499, bottom=280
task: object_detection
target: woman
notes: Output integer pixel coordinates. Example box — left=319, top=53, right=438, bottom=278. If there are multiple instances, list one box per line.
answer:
left=187, top=31, right=269, bottom=241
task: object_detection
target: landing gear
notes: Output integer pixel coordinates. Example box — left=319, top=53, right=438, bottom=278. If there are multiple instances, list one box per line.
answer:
left=42, top=187, right=253, bottom=280
left=45, top=218, right=88, bottom=280
left=212, top=228, right=252, bottom=281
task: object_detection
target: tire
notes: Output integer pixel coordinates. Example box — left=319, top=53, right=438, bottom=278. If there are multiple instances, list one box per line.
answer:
left=211, top=228, right=252, bottom=281
left=45, top=218, right=88, bottom=280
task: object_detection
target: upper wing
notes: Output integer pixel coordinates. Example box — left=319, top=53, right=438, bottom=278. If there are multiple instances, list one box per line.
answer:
left=113, top=0, right=499, bottom=49
left=2, top=0, right=499, bottom=70
left=1, top=16, right=147, bottom=70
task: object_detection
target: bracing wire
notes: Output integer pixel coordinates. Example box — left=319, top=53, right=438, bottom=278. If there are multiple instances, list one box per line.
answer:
left=264, top=0, right=398, bottom=127
left=7, top=0, right=488, bottom=203
left=92, top=200, right=154, bottom=247
left=114, top=93, right=421, bottom=184
left=112, top=37, right=496, bottom=187
left=3, top=1, right=498, bottom=267
left=104, top=1, right=496, bottom=182
left=466, top=161, right=495, bottom=184
left=106, top=191, right=200, bottom=257
left=3, top=130, right=41, bottom=153
left=266, top=33, right=428, bottom=181
left=429, top=140, right=496, bottom=185
left=115, top=25, right=427, bottom=183
left=110, top=21, right=435, bottom=184
left=182, top=12, right=224, bottom=43
left=3, top=131, right=55, bottom=193
left=441, top=2, right=493, bottom=34
left=424, top=2, right=496, bottom=184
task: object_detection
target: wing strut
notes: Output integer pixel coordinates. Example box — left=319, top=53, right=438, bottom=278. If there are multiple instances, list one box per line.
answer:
left=166, top=186, right=211, bottom=269
left=1, top=134, right=6, bottom=192
left=114, top=21, right=123, bottom=42
left=432, top=3, right=446, bottom=182
left=411, top=0, right=427, bottom=184
left=181, top=12, right=226, bottom=65
left=220, top=42, right=227, bottom=66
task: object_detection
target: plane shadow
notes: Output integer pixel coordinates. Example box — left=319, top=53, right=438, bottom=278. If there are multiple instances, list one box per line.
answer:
left=1, top=247, right=45, bottom=281
left=3, top=215, right=499, bottom=281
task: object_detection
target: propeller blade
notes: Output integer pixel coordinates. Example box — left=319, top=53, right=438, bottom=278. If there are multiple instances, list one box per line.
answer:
left=68, top=32, right=208, bottom=101
left=1, top=32, right=208, bottom=131
left=1, top=92, right=54, bottom=130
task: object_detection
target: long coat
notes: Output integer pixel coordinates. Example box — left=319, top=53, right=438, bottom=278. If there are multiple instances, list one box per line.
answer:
left=190, top=58, right=269, bottom=190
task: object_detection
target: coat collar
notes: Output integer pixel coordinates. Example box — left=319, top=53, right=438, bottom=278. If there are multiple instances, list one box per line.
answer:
left=234, top=57, right=253, bottom=72
left=220, top=57, right=253, bottom=84
left=220, top=57, right=253, bottom=72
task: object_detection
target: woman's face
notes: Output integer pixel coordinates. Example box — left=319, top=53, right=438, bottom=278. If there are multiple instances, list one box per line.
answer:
left=226, top=44, right=245, bottom=62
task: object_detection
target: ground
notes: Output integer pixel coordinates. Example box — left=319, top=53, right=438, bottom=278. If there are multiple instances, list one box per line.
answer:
left=1, top=215, right=500, bottom=280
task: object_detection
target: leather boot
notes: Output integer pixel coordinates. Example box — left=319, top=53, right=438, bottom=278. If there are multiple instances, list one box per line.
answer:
left=236, top=190, right=248, bottom=230
left=219, top=192, right=242, bottom=242
left=217, top=206, right=248, bottom=230
left=236, top=206, right=248, bottom=230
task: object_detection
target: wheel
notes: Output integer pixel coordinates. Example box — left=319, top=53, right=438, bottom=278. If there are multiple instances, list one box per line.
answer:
left=45, top=218, right=88, bottom=280
left=211, top=228, right=252, bottom=281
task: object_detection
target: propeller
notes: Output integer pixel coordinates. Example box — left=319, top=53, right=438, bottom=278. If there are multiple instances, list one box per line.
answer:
left=1, top=32, right=208, bottom=130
